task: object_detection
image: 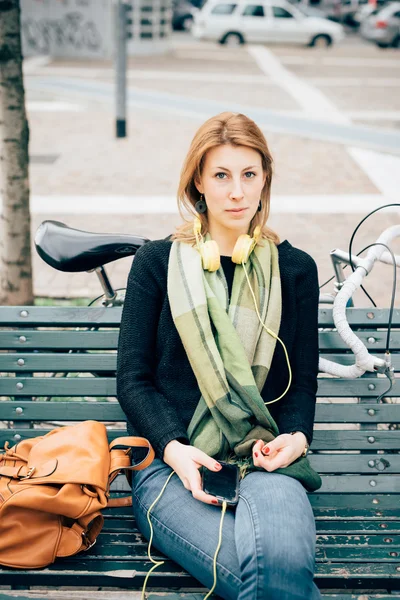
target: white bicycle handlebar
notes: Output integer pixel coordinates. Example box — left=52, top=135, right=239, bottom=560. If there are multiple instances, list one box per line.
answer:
left=319, top=225, right=400, bottom=379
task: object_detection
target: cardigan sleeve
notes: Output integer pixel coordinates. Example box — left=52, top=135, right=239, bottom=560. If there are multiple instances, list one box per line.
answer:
left=116, top=243, right=190, bottom=458
left=270, top=254, right=320, bottom=446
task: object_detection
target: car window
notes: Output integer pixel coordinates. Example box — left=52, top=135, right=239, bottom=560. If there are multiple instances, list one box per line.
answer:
left=242, top=4, right=265, bottom=16
left=210, top=3, right=237, bottom=14
left=393, top=10, right=400, bottom=17
left=272, top=6, right=295, bottom=17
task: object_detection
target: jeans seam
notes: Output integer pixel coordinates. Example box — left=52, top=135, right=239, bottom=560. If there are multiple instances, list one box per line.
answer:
left=238, top=492, right=262, bottom=599
left=133, top=491, right=242, bottom=586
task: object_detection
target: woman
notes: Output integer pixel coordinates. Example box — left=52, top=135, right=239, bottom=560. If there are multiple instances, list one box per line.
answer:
left=117, top=112, right=322, bottom=600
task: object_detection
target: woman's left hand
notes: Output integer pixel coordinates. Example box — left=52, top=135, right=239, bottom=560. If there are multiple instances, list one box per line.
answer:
left=252, top=432, right=307, bottom=471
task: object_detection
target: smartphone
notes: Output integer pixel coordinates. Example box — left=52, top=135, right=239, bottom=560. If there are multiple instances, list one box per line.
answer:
left=201, top=461, right=240, bottom=507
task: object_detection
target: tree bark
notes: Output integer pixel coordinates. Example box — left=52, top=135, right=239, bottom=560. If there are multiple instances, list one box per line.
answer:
left=0, top=0, right=33, bottom=305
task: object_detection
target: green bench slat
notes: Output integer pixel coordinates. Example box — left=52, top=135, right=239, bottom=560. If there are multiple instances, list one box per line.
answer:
left=318, top=331, right=400, bottom=351
left=1, top=428, right=399, bottom=451
left=1, top=306, right=399, bottom=327
left=0, top=559, right=399, bottom=587
left=0, top=331, right=119, bottom=350
left=318, top=475, right=399, bottom=494
left=1, top=401, right=399, bottom=424
left=1, top=376, right=398, bottom=397
left=317, top=307, right=400, bottom=328
left=0, top=594, right=397, bottom=600
left=1, top=352, right=399, bottom=372
left=102, top=515, right=400, bottom=535
left=0, top=353, right=117, bottom=372
left=52, top=532, right=399, bottom=561
left=0, top=306, right=123, bottom=326
left=1, top=329, right=399, bottom=351
left=309, top=455, right=400, bottom=474
left=0, top=377, right=118, bottom=396
left=309, top=494, right=400, bottom=510
left=2, top=596, right=397, bottom=600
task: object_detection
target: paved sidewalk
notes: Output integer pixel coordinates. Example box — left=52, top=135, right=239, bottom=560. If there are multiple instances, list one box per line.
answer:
left=5, top=37, right=400, bottom=304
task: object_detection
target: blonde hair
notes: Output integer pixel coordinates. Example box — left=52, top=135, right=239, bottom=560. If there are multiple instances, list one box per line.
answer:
left=171, top=112, right=280, bottom=246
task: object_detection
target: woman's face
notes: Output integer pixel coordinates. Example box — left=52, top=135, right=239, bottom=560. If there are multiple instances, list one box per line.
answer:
left=196, top=144, right=266, bottom=235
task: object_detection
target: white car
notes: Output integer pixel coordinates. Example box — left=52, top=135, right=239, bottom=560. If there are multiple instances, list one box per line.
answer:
left=192, top=0, right=345, bottom=46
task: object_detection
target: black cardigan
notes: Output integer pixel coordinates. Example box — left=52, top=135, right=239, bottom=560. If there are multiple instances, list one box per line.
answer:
left=116, top=238, right=320, bottom=459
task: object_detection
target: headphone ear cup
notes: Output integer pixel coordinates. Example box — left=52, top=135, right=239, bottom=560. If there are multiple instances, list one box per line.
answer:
left=201, top=240, right=220, bottom=272
left=232, top=234, right=253, bottom=265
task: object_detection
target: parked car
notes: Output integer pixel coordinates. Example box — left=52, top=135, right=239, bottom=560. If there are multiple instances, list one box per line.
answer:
left=172, top=0, right=204, bottom=31
left=360, top=1, right=400, bottom=46
left=352, top=4, right=381, bottom=26
left=192, top=0, right=345, bottom=46
left=323, top=0, right=370, bottom=26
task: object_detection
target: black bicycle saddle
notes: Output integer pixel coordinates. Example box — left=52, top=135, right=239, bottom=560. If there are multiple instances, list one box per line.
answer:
left=35, top=220, right=149, bottom=272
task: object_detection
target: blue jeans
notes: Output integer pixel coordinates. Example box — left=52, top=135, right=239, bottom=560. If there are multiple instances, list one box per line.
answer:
left=131, top=458, right=322, bottom=600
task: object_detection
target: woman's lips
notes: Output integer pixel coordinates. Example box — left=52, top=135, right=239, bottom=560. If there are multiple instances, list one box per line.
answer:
left=226, top=208, right=248, bottom=214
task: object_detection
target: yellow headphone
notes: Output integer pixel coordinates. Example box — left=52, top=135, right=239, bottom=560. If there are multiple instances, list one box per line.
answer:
left=193, top=215, right=262, bottom=272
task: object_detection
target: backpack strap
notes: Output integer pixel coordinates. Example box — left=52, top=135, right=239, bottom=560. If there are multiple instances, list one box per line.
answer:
left=107, top=436, right=155, bottom=508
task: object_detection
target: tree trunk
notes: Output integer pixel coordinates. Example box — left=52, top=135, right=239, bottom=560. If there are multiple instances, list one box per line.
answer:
left=0, top=0, right=33, bottom=305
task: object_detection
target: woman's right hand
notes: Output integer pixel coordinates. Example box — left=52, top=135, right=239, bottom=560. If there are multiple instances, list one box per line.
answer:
left=163, top=439, right=222, bottom=505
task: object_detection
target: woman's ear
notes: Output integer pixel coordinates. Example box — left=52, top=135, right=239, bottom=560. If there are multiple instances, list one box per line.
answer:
left=194, top=175, right=203, bottom=195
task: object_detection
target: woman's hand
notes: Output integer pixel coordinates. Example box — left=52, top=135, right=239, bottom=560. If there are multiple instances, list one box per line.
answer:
left=163, top=440, right=222, bottom=505
left=252, top=432, right=307, bottom=471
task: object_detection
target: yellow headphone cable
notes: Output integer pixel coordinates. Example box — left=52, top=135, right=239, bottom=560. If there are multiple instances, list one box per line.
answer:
left=140, top=226, right=292, bottom=598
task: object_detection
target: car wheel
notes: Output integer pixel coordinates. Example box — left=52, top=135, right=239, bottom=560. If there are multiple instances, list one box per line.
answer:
left=181, top=15, right=194, bottom=31
left=309, top=34, right=333, bottom=47
left=392, top=36, right=400, bottom=48
left=376, top=41, right=389, bottom=48
left=219, top=32, right=245, bottom=46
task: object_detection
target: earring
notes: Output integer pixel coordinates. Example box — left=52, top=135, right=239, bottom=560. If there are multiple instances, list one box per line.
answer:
left=195, top=194, right=207, bottom=214
left=258, top=200, right=262, bottom=212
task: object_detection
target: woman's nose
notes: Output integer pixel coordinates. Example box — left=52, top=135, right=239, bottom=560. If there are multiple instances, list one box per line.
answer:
left=229, top=179, right=244, bottom=200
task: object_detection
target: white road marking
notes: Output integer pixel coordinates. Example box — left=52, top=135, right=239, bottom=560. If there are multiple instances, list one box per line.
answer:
left=26, top=68, right=274, bottom=84
left=173, top=50, right=255, bottom=62
left=308, top=78, right=400, bottom=87
left=24, top=68, right=400, bottom=87
left=26, top=101, right=85, bottom=112
left=280, top=56, right=400, bottom=68
left=247, top=45, right=400, bottom=201
left=346, top=111, right=400, bottom=120
left=1, top=194, right=396, bottom=215
left=247, top=46, right=348, bottom=124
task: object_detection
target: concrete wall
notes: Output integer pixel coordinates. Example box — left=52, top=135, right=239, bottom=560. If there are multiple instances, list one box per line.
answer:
left=20, top=0, right=172, bottom=59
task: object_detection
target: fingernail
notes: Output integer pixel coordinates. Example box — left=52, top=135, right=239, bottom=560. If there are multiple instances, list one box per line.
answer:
left=254, top=452, right=259, bottom=458
left=215, top=463, right=222, bottom=470
left=212, top=500, right=219, bottom=505
left=262, top=446, right=270, bottom=454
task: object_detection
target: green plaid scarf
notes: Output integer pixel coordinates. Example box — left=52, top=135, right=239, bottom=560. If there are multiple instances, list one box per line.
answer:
left=167, top=235, right=322, bottom=492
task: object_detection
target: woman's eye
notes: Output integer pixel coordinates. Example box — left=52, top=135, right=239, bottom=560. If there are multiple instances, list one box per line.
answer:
left=244, top=172, right=256, bottom=178
left=215, top=172, right=227, bottom=179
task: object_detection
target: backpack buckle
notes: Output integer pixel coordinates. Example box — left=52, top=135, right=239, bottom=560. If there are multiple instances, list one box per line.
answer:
left=21, top=466, right=36, bottom=479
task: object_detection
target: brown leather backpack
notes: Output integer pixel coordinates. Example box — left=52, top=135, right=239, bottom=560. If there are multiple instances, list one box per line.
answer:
left=0, top=420, right=154, bottom=569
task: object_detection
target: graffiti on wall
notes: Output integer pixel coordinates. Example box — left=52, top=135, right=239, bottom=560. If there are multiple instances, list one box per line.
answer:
left=20, top=0, right=110, bottom=58
left=22, top=12, right=102, bottom=53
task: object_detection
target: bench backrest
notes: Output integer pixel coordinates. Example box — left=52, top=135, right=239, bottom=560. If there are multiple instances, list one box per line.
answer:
left=0, top=306, right=399, bottom=516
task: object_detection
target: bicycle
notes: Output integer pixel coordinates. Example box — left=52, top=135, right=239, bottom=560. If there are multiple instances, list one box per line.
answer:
left=11, top=207, right=400, bottom=411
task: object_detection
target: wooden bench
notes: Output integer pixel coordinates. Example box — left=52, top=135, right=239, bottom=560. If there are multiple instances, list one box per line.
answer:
left=0, top=305, right=399, bottom=599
